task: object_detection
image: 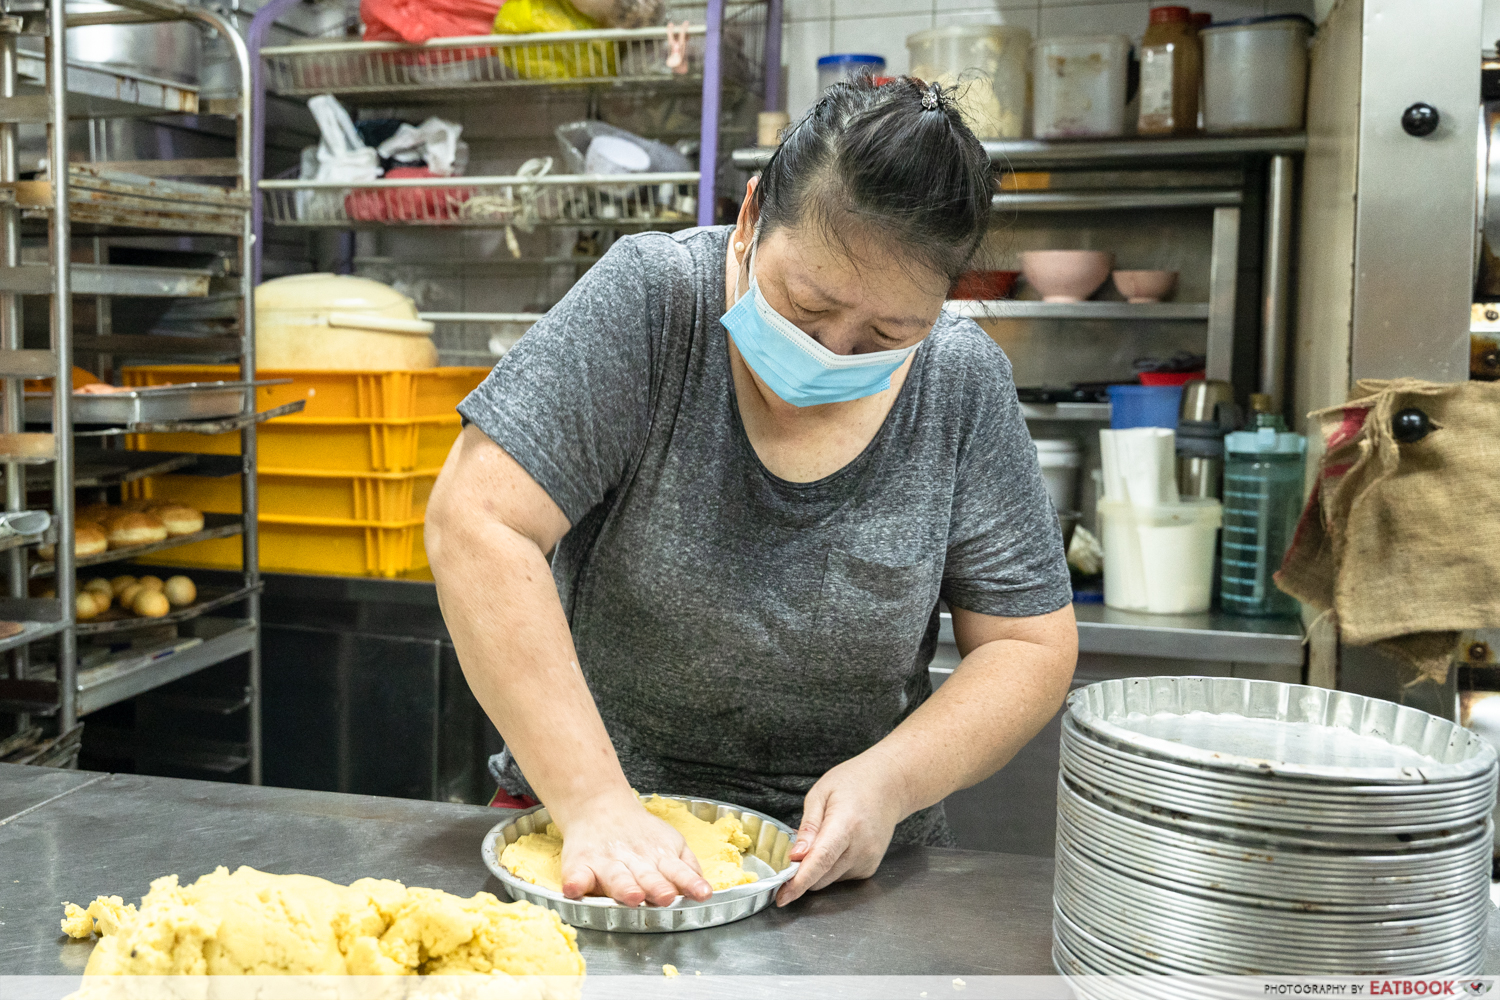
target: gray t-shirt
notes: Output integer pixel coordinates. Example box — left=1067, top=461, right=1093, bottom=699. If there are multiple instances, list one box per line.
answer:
left=458, top=225, right=1071, bottom=846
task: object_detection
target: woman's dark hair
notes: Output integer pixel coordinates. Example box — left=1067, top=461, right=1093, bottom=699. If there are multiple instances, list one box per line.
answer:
left=753, top=76, right=994, bottom=284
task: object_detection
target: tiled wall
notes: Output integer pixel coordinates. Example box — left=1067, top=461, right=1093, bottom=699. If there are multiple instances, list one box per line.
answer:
left=781, top=0, right=1317, bottom=121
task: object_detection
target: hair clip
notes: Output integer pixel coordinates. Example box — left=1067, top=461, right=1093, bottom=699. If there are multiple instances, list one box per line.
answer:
left=921, top=88, right=940, bottom=111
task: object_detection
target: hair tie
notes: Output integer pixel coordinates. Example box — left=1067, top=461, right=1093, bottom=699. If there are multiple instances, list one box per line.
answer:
left=921, top=83, right=941, bottom=111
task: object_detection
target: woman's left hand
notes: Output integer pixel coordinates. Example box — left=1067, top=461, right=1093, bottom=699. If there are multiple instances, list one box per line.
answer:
left=775, top=750, right=907, bottom=907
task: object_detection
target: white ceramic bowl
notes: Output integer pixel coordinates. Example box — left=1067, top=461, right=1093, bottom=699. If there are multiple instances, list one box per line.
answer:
left=1021, top=250, right=1114, bottom=302
left=1112, top=269, right=1179, bottom=303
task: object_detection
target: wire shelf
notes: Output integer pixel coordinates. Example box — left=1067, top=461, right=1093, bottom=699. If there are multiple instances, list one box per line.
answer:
left=260, top=171, right=700, bottom=229
left=261, top=13, right=764, bottom=101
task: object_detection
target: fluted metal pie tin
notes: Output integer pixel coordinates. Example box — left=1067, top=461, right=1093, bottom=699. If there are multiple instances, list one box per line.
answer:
left=481, top=793, right=799, bottom=933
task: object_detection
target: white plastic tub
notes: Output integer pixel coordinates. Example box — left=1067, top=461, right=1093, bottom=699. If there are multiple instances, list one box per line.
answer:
left=1033, top=35, right=1130, bottom=139
left=907, top=25, right=1031, bottom=139
left=1099, top=499, right=1222, bottom=614
left=1034, top=438, right=1082, bottom=512
left=1201, top=15, right=1311, bottom=133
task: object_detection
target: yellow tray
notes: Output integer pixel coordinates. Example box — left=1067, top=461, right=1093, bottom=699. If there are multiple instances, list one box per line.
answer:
left=136, top=514, right=428, bottom=578
left=128, top=415, right=461, bottom=473
left=127, top=467, right=441, bottom=522
left=121, top=364, right=489, bottom=419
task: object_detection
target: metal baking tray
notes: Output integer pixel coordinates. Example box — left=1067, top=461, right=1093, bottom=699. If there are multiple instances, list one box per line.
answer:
left=1067, top=676, right=1498, bottom=784
left=25, top=380, right=285, bottom=426
left=481, top=794, right=798, bottom=933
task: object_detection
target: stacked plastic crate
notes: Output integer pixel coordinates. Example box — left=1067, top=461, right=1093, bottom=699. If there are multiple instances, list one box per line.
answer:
left=122, top=365, right=489, bottom=577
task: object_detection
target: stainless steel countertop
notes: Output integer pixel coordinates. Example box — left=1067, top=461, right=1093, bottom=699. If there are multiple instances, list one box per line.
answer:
left=0, top=765, right=1055, bottom=977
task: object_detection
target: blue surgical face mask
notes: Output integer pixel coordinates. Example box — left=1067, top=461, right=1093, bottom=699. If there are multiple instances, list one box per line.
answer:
left=720, top=243, right=923, bottom=408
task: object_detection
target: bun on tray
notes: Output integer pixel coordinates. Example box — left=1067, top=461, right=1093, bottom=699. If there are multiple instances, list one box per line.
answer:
left=107, top=512, right=167, bottom=549
left=152, top=504, right=203, bottom=536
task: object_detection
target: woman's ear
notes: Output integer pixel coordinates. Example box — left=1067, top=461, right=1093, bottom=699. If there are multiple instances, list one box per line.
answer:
left=733, top=176, right=760, bottom=253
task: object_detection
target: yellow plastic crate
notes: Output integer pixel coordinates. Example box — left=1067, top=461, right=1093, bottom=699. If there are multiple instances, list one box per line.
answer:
left=120, top=364, right=490, bottom=419
left=136, top=515, right=428, bottom=578
left=129, top=415, right=461, bottom=473
left=126, top=467, right=440, bottom=522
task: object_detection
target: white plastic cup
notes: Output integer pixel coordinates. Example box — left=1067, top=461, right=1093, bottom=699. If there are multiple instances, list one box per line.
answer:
left=1100, top=499, right=1222, bottom=614
left=1201, top=16, right=1311, bottom=133
left=1033, top=438, right=1082, bottom=512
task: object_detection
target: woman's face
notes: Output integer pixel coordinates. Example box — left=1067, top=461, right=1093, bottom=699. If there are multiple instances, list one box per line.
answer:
left=739, top=220, right=950, bottom=357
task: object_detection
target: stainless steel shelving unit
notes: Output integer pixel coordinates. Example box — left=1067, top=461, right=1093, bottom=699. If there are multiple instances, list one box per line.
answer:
left=0, top=0, right=284, bottom=778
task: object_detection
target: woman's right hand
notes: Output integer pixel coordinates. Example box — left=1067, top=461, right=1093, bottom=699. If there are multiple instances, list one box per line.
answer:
left=556, top=794, right=713, bottom=906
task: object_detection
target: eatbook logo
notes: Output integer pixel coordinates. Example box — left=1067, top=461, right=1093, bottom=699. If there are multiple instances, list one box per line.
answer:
left=1463, top=982, right=1493, bottom=997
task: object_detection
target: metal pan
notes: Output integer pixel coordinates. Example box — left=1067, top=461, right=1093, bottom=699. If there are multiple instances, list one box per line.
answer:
left=25, top=380, right=287, bottom=425
left=1056, top=807, right=1489, bottom=905
left=481, top=794, right=798, bottom=933
left=1062, top=716, right=1494, bottom=803
left=1067, top=677, right=1497, bottom=784
left=1060, top=747, right=1492, bottom=832
left=1061, top=774, right=1491, bottom=852
left=1056, top=776, right=1494, bottom=874
left=1057, top=822, right=1489, bottom=919
left=1062, top=715, right=1500, bottom=805
left=1055, top=852, right=1489, bottom=951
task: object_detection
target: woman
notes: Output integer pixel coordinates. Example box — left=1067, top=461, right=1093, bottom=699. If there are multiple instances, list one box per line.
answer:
left=426, top=77, right=1077, bottom=909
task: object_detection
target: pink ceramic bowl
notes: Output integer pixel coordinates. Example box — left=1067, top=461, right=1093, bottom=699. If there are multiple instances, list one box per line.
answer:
left=1112, top=269, right=1178, bottom=303
left=1021, top=251, right=1114, bottom=303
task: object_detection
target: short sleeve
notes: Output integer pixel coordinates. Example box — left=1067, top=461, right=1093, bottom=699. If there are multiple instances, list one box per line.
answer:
left=457, top=238, right=655, bottom=525
left=940, top=337, right=1074, bottom=619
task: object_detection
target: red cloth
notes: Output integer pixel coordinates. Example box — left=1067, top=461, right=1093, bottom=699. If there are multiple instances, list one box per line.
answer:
left=489, top=788, right=539, bottom=809
left=360, top=0, right=501, bottom=44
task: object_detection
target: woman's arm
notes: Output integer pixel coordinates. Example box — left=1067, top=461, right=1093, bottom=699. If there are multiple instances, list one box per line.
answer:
left=775, top=602, right=1077, bottom=905
left=426, top=425, right=713, bottom=906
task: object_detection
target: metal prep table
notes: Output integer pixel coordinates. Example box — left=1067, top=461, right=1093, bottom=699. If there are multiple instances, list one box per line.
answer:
left=0, top=763, right=1057, bottom=983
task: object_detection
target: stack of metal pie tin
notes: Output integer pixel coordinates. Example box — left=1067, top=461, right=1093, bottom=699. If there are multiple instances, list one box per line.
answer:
left=1054, top=677, right=1497, bottom=986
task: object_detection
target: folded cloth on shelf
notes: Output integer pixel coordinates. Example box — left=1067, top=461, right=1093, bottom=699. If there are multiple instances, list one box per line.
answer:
left=1275, top=378, right=1500, bottom=684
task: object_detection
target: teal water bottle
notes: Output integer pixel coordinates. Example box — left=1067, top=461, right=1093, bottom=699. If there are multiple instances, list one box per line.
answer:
left=1219, top=417, right=1306, bottom=617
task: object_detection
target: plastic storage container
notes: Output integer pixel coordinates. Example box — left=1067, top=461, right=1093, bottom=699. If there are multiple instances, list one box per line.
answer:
left=907, top=26, right=1031, bottom=139
left=129, top=415, right=461, bottom=472
left=1219, top=426, right=1306, bottom=617
left=1033, top=438, right=1081, bottom=512
left=817, top=54, right=884, bottom=93
left=1100, top=498, right=1222, bottom=614
left=134, top=516, right=429, bottom=578
left=1033, top=35, right=1130, bottom=138
left=127, top=468, right=440, bottom=522
left=1107, top=384, right=1183, bottom=429
left=121, top=364, right=490, bottom=419
left=1201, top=15, right=1312, bottom=133
left=254, top=273, right=438, bottom=370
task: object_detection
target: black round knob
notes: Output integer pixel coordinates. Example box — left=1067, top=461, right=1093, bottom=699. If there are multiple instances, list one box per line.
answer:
left=1392, top=407, right=1432, bottom=443
left=1401, top=102, right=1440, bottom=137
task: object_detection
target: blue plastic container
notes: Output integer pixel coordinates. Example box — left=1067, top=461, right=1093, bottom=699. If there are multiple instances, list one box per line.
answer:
left=818, top=54, right=886, bottom=93
left=1108, top=384, right=1184, bottom=429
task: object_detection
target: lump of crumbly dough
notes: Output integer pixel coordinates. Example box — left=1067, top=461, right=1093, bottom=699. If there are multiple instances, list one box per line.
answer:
left=500, top=794, right=757, bottom=895
left=60, top=896, right=135, bottom=939
left=58, top=865, right=583, bottom=996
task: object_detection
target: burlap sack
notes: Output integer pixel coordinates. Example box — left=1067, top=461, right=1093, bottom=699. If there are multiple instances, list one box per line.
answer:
left=1274, top=379, right=1500, bottom=683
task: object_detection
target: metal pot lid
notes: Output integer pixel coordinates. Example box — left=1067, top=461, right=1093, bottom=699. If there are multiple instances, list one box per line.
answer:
left=1066, top=678, right=1498, bottom=784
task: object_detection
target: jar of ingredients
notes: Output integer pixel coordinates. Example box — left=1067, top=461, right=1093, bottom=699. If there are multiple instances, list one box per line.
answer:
left=1219, top=419, right=1306, bottom=618
left=907, top=25, right=1031, bottom=139
left=1137, top=6, right=1201, bottom=136
left=1033, top=35, right=1130, bottom=138
left=1201, top=15, right=1312, bottom=133
left=817, top=53, right=885, bottom=94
